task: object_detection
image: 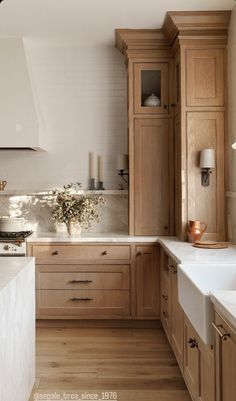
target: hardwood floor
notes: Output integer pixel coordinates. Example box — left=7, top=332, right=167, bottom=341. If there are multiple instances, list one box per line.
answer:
left=30, top=326, right=191, bottom=401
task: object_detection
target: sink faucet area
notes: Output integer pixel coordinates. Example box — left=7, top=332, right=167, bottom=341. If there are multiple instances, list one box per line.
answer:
left=178, top=263, right=236, bottom=344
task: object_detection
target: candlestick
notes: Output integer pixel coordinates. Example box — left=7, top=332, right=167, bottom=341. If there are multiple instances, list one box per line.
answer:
left=89, top=152, right=95, bottom=179
left=98, top=155, right=104, bottom=182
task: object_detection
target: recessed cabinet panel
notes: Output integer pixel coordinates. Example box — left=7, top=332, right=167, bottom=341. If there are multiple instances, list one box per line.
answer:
left=186, top=49, right=224, bottom=107
left=134, top=118, right=171, bottom=235
left=134, top=63, right=169, bottom=114
left=136, top=246, right=159, bottom=317
left=187, top=112, right=225, bottom=241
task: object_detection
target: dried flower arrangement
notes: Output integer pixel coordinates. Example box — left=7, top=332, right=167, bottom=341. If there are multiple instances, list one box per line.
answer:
left=51, top=183, right=105, bottom=235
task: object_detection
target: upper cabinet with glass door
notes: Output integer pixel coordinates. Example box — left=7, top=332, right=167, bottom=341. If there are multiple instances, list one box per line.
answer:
left=134, top=63, right=169, bottom=114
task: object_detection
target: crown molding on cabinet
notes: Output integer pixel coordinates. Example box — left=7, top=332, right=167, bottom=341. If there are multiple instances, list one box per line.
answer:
left=116, top=11, right=231, bottom=59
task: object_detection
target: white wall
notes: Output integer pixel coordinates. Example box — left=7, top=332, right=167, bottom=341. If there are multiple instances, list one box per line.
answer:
left=0, top=40, right=127, bottom=191
left=227, top=5, right=236, bottom=242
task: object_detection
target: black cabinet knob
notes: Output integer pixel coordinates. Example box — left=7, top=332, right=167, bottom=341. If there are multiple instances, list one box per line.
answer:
left=52, top=250, right=59, bottom=256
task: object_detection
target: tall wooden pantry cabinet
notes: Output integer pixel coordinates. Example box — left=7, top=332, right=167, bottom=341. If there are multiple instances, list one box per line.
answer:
left=116, top=11, right=230, bottom=240
left=116, top=30, right=174, bottom=236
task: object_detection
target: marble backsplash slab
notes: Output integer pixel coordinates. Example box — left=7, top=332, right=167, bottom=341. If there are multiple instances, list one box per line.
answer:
left=0, top=194, right=128, bottom=234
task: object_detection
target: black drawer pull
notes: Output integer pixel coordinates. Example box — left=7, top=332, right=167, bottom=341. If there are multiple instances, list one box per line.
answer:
left=188, top=338, right=198, bottom=349
left=68, top=280, right=93, bottom=284
left=52, top=250, right=59, bottom=256
left=69, top=297, right=93, bottom=302
left=102, top=251, right=108, bottom=255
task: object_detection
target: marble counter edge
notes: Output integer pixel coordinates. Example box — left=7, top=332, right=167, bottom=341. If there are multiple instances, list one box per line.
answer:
left=0, top=257, right=35, bottom=292
left=26, top=234, right=160, bottom=243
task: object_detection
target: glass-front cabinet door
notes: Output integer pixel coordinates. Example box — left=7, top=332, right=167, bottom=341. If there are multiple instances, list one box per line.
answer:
left=134, top=62, right=169, bottom=114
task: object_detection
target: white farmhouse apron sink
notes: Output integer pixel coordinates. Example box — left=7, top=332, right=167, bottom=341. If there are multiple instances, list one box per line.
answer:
left=178, top=263, right=236, bottom=344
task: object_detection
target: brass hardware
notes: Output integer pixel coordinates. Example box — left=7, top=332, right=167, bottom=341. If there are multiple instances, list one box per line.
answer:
left=68, top=280, right=93, bottom=284
left=168, top=264, right=177, bottom=274
left=0, top=180, right=7, bottom=191
left=162, top=294, right=168, bottom=301
left=137, top=251, right=143, bottom=256
left=52, top=250, right=59, bottom=255
left=212, top=322, right=230, bottom=341
left=188, top=338, right=198, bottom=348
left=69, top=297, right=93, bottom=302
left=102, top=250, right=108, bottom=255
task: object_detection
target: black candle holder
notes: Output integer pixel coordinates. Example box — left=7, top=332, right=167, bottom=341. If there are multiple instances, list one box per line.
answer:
left=97, top=181, right=105, bottom=190
left=89, top=178, right=96, bottom=190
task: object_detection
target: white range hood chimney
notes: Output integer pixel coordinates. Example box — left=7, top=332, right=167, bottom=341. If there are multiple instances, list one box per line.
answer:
left=0, top=38, right=47, bottom=150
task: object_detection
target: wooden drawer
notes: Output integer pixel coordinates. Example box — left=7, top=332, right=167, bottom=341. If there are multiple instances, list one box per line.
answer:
left=36, top=265, right=130, bottom=290
left=31, top=244, right=131, bottom=261
left=36, top=290, right=130, bottom=317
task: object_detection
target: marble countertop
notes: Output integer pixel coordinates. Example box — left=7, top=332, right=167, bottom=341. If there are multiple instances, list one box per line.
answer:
left=27, top=232, right=160, bottom=243
left=27, top=233, right=236, bottom=264
left=159, top=238, right=236, bottom=264
left=211, top=291, right=236, bottom=330
left=0, top=257, right=34, bottom=291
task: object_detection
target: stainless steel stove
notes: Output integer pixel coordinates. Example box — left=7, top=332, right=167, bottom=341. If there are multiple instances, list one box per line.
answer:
left=0, top=231, right=33, bottom=256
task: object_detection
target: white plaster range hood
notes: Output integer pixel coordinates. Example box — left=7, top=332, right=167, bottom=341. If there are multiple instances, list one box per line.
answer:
left=0, top=38, right=47, bottom=150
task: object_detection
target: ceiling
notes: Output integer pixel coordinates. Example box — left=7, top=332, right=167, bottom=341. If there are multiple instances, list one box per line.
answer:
left=0, top=0, right=235, bottom=45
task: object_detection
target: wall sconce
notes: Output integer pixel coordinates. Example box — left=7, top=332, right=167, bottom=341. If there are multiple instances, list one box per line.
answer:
left=200, top=149, right=215, bottom=187
left=117, top=154, right=129, bottom=184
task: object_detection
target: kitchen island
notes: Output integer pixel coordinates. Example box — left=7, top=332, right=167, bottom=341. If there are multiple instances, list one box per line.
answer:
left=0, top=257, right=35, bottom=401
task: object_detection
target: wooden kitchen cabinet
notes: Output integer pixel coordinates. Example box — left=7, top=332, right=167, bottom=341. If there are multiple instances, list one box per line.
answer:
left=160, top=249, right=184, bottom=370
left=169, top=258, right=184, bottom=372
left=28, top=242, right=133, bottom=319
left=136, top=245, right=160, bottom=317
left=116, top=30, right=173, bottom=236
left=133, top=62, right=169, bottom=114
left=213, top=311, right=236, bottom=401
left=134, top=118, right=172, bottom=235
left=160, top=249, right=170, bottom=339
left=184, top=315, right=214, bottom=401
left=186, top=48, right=224, bottom=107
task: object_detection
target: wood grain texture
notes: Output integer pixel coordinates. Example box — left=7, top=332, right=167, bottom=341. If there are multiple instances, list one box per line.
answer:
left=29, top=326, right=191, bottom=401
left=187, top=111, right=225, bottom=241
left=135, top=245, right=160, bottom=318
left=134, top=118, right=171, bottom=235
left=186, top=48, right=224, bottom=107
left=31, top=244, right=131, bottom=262
left=214, top=311, right=236, bottom=401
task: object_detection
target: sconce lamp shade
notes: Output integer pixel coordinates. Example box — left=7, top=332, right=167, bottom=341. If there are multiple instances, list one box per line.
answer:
left=117, top=154, right=129, bottom=171
left=232, top=142, right=236, bottom=150
left=200, top=149, right=215, bottom=169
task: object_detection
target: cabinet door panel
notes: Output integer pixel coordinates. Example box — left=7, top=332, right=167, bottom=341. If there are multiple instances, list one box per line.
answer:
left=136, top=246, right=159, bottom=317
left=184, top=317, right=200, bottom=400
left=187, top=112, right=225, bottom=241
left=134, top=118, right=171, bottom=235
left=186, top=49, right=224, bottom=107
left=214, top=312, right=236, bottom=401
left=170, top=261, right=184, bottom=372
left=134, top=62, right=169, bottom=114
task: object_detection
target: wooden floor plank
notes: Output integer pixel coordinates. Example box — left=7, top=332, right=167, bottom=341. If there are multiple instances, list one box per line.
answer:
left=30, top=326, right=191, bottom=401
